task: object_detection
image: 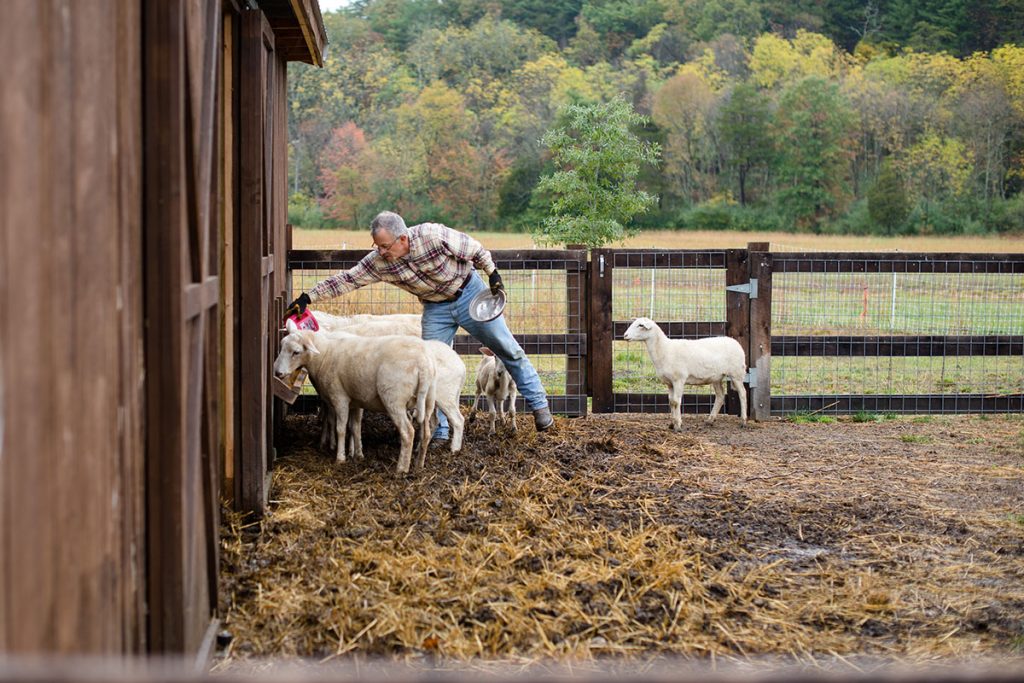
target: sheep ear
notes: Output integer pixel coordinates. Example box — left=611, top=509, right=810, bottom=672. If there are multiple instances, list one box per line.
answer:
left=480, top=347, right=494, bottom=357
left=286, top=318, right=298, bottom=334
left=641, top=319, right=654, bottom=329
left=305, top=337, right=320, bottom=356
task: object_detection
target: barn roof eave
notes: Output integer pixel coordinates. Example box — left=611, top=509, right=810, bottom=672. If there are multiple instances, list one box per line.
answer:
left=257, top=0, right=328, bottom=67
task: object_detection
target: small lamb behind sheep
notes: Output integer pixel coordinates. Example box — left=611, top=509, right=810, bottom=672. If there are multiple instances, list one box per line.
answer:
left=274, top=319, right=436, bottom=473
left=623, top=317, right=747, bottom=430
left=470, top=347, right=518, bottom=435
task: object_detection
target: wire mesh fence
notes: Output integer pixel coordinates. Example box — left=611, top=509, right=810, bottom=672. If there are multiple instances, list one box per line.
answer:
left=590, top=250, right=734, bottom=414
left=770, top=253, right=1024, bottom=414
left=285, top=247, right=1024, bottom=419
left=286, top=250, right=587, bottom=415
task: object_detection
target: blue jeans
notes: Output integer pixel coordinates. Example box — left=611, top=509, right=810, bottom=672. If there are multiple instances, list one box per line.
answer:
left=422, top=272, right=549, bottom=439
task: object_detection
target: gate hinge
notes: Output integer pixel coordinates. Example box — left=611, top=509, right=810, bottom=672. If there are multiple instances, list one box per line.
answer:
left=726, top=278, right=758, bottom=299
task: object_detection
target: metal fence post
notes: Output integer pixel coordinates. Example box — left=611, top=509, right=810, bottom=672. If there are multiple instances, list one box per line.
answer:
left=748, top=243, right=772, bottom=420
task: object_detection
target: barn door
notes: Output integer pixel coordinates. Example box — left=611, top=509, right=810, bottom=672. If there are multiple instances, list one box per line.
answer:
left=237, top=10, right=277, bottom=516
left=143, top=0, right=222, bottom=655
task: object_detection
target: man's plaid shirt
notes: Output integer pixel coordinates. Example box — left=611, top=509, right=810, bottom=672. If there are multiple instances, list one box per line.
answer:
left=308, top=223, right=497, bottom=303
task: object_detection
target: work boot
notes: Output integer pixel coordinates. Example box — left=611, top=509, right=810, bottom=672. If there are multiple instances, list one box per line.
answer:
left=532, top=406, right=554, bottom=432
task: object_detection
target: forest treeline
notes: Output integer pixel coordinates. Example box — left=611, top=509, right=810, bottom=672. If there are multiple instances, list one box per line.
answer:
left=288, top=0, right=1024, bottom=236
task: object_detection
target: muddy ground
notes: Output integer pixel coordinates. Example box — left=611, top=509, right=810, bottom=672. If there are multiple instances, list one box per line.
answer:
left=215, top=410, right=1024, bottom=675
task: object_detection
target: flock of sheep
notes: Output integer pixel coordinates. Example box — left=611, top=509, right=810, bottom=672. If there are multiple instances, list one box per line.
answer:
left=274, top=312, right=748, bottom=474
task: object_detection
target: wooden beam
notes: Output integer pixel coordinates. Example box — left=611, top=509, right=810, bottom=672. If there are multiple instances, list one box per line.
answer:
left=772, top=335, right=1024, bottom=357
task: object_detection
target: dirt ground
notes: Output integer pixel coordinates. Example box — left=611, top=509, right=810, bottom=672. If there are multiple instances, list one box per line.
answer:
left=214, top=409, right=1024, bottom=675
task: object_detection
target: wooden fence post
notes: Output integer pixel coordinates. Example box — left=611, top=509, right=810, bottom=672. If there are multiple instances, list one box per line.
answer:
left=589, top=248, right=614, bottom=412
left=725, top=248, right=751, bottom=417
left=748, top=243, right=772, bottom=420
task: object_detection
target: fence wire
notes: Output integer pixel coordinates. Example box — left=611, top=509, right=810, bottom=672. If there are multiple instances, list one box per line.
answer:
left=772, top=257, right=1024, bottom=412
left=288, top=255, right=583, bottom=403
left=611, top=252, right=727, bottom=400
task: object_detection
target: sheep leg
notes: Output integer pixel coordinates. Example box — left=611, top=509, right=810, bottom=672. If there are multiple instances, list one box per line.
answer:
left=438, top=397, right=465, bottom=453
left=319, top=401, right=335, bottom=451
left=485, top=394, right=498, bottom=435
left=348, top=408, right=364, bottom=460
left=414, top=395, right=433, bottom=471
left=388, top=407, right=415, bottom=474
left=468, top=387, right=483, bottom=424
left=669, top=381, right=684, bottom=432
left=707, top=380, right=726, bottom=424
left=507, top=383, right=519, bottom=432
left=732, top=376, right=748, bottom=424
left=333, top=397, right=350, bottom=463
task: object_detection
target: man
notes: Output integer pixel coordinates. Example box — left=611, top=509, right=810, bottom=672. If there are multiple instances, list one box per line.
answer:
left=285, top=211, right=554, bottom=443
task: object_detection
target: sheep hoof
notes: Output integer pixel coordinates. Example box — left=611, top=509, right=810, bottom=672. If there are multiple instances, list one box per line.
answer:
left=335, top=456, right=346, bottom=464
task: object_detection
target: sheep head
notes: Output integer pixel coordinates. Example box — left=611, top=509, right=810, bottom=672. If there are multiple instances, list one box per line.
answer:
left=623, top=317, right=657, bottom=342
left=274, top=319, right=320, bottom=378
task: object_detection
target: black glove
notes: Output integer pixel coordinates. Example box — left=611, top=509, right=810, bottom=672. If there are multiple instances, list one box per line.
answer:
left=488, top=270, right=504, bottom=295
left=284, top=292, right=310, bottom=319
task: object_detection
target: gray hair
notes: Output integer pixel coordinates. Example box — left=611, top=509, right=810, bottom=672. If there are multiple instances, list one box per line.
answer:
left=370, top=211, right=408, bottom=239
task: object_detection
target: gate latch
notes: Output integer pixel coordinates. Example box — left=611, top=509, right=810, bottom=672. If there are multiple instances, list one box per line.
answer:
left=745, top=370, right=758, bottom=388
left=726, top=278, right=758, bottom=299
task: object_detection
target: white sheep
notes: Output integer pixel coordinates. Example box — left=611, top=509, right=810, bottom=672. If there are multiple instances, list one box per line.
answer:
left=311, top=310, right=422, bottom=337
left=274, top=319, right=436, bottom=473
left=622, top=317, right=747, bottom=430
left=470, top=347, right=518, bottom=435
left=305, top=311, right=425, bottom=452
left=321, top=334, right=467, bottom=456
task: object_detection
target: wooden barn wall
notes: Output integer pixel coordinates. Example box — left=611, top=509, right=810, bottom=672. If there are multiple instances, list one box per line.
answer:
left=220, top=4, right=241, bottom=503
left=142, top=0, right=221, bottom=656
left=0, top=0, right=145, bottom=654
left=237, top=9, right=290, bottom=517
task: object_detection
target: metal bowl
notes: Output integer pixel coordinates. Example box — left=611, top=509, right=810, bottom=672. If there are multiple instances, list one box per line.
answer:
left=468, top=287, right=507, bottom=322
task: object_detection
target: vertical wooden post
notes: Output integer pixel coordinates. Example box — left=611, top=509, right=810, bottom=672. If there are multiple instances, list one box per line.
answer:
left=238, top=10, right=273, bottom=516
left=565, top=249, right=586, bottom=416
left=725, top=248, right=750, bottom=417
left=589, top=249, right=614, bottom=412
left=748, top=243, right=772, bottom=420
left=285, top=223, right=293, bottom=299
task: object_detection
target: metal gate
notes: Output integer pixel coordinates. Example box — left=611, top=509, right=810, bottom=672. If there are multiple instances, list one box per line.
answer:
left=588, top=245, right=770, bottom=420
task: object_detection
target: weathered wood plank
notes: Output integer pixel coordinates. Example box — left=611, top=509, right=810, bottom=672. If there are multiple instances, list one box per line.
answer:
left=611, top=250, right=728, bottom=269
left=288, top=249, right=586, bottom=270
left=238, top=9, right=272, bottom=516
left=725, top=248, right=751, bottom=418
left=611, top=321, right=727, bottom=339
left=772, top=335, right=1024, bottom=357
left=589, top=250, right=614, bottom=413
left=452, top=334, right=585, bottom=356
left=772, top=394, right=1024, bottom=414
left=773, top=252, right=1024, bottom=274
left=144, top=0, right=189, bottom=653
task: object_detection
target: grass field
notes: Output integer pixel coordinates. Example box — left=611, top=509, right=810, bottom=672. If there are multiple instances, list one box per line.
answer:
left=291, top=228, right=1024, bottom=405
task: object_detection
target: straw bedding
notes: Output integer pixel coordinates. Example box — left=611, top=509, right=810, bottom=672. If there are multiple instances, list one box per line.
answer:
left=214, top=411, right=1024, bottom=674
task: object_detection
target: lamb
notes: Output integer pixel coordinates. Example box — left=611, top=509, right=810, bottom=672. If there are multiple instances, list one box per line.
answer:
left=622, top=317, right=747, bottom=430
left=274, top=319, right=436, bottom=473
left=470, top=347, right=519, bottom=435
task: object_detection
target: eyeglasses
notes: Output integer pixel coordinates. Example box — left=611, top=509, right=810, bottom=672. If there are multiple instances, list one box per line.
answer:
left=373, top=237, right=398, bottom=253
